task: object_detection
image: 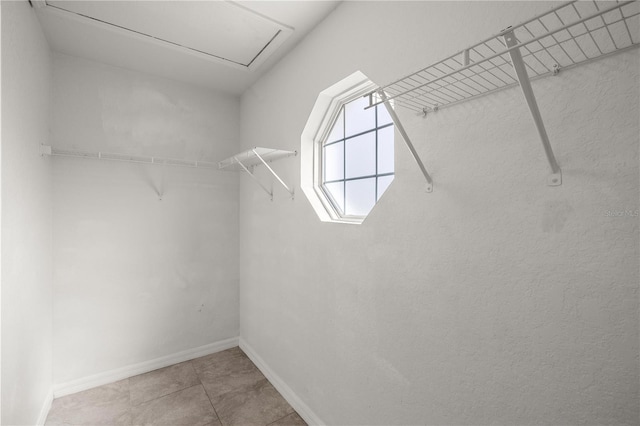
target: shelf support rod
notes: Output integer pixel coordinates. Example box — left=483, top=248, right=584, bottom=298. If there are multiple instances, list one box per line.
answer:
left=234, top=156, right=274, bottom=201
left=503, top=30, right=562, bottom=187
left=252, top=149, right=295, bottom=199
left=378, top=90, right=433, bottom=192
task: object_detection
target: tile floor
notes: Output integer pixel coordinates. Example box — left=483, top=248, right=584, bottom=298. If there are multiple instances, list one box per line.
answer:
left=45, top=347, right=307, bottom=426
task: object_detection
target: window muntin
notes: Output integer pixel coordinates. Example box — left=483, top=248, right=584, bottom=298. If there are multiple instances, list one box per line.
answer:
left=321, top=97, right=394, bottom=217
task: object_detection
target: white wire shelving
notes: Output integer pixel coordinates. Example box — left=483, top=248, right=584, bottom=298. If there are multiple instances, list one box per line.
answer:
left=367, top=0, right=639, bottom=188
left=44, top=145, right=297, bottom=200
left=43, top=146, right=222, bottom=200
left=45, top=146, right=219, bottom=169
left=218, top=147, right=297, bottom=200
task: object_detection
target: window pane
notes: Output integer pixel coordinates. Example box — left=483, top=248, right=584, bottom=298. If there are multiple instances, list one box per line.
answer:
left=345, top=132, right=376, bottom=179
left=323, top=141, right=344, bottom=182
left=324, top=182, right=344, bottom=214
left=377, top=175, right=394, bottom=201
left=326, top=108, right=344, bottom=144
left=345, top=96, right=375, bottom=137
left=345, top=178, right=376, bottom=216
left=377, top=126, right=394, bottom=175
left=377, top=104, right=393, bottom=126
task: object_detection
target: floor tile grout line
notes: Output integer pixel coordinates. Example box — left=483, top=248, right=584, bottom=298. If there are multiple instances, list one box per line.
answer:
left=193, top=349, right=302, bottom=426
left=265, top=412, right=296, bottom=426
left=192, top=359, right=224, bottom=426
left=191, top=353, right=289, bottom=426
left=126, top=378, right=133, bottom=422
left=132, top=382, right=205, bottom=408
left=129, top=362, right=202, bottom=408
left=49, top=348, right=301, bottom=426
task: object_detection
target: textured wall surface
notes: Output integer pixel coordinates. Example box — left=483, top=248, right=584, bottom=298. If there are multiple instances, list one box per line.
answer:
left=51, top=55, right=241, bottom=384
left=239, top=1, right=639, bottom=424
left=1, top=1, right=53, bottom=424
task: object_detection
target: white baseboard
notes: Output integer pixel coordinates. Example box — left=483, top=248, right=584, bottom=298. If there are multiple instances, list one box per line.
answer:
left=36, top=389, right=53, bottom=426
left=239, top=337, right=325, bottom=426
left=52, top=336, right=239, bottom=398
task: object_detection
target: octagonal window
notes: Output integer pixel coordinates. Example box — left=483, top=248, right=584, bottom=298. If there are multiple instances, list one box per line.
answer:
left=301, top=71, right=395, bottom=224
left=322, top=96, right=394, bottom=217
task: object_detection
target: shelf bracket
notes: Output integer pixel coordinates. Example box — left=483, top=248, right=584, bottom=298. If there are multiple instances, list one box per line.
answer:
left=219, top=147, right=296, bottom=201
left=378, top=90, right=433, bottom=192
left=251, top=149, right=295, bottom=199
left=233, top=156, right=274, bottom=201
left=503, top=29, right=562, bottom=187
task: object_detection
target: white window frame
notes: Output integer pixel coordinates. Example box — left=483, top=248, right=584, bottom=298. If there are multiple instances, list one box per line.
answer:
left=301, top=71, right=393, bottom=224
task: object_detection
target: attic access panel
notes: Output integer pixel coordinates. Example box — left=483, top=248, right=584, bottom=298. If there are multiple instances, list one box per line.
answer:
left=45, top=0, right=291, bottom=68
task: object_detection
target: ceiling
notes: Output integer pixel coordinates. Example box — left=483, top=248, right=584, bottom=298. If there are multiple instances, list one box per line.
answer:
left=35, top=1, right=340, bottom=95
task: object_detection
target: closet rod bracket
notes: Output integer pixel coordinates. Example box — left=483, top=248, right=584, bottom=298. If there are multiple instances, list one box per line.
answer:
left=502, top=30, right=562, bottom=187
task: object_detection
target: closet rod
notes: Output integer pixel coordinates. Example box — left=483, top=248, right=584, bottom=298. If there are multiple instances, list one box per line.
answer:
left=43, top=146, right=218, bottom=169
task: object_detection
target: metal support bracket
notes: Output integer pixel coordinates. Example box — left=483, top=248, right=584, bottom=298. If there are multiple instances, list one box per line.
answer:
left=233, top=157, right=275, bottom=201
left=503, top=30, right=562, bottom=186
left=232, top=151, right=295, bottom=201
left=378, top=90, right=433, bottom=192
left=251, top=149, right=295, bottom=200
left=219, top=147, right=296, bottom=201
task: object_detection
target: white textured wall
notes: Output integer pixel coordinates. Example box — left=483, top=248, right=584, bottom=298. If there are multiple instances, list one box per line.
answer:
left=239, top=2, right=639, bottom=425
left=1, top=1, right=53, bottom=424
left=51, top=54, right=240, bottom=385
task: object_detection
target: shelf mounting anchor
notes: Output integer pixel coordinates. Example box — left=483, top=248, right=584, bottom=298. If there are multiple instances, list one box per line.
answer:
left=503, top=29, right=562, bottom=186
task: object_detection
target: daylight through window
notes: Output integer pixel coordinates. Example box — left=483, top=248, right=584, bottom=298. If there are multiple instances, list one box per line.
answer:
left=321, top=96, right=394, bottom=217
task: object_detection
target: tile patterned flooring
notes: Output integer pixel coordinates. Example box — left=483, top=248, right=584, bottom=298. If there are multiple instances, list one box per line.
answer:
left=45, top=347, right=307, bottom=426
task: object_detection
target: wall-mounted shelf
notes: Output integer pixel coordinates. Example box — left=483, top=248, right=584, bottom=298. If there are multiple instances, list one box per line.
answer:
left=219, top=147, right=297, bottom=200
left=43, top=146, right=218, bottom=169
left=367, top=0, right=639, bottom=188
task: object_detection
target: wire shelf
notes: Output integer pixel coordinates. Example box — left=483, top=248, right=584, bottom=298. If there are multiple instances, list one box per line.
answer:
left=218, top=147, right=297, bottom=171
left=370, top=0, right=639, bottom=114
left=218, top=147, right=297, bottom=200
left=50, top=148, right=218, bottom=169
